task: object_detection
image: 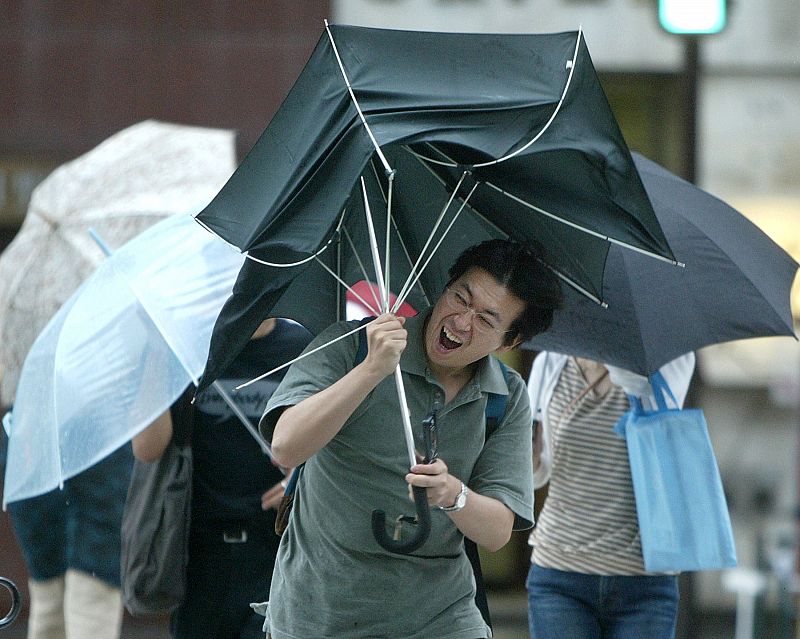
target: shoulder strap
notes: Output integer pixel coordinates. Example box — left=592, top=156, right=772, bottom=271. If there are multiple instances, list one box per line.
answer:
left=354, top=315, right=376, bottom=367
left=484, top=358, right=509, bottom=440
left=562, top=369, right=609, bottom=419
left=469, top=357, right=511, bottom=630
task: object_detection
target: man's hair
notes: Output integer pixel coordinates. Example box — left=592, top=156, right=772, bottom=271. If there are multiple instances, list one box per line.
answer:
left=447, top=239, right=563, bottom=346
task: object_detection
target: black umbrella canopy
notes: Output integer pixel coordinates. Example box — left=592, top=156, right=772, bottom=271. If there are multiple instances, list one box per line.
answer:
left=196, top=24, right=676, bottom=388
left=526, top=153, right=799, bottom=375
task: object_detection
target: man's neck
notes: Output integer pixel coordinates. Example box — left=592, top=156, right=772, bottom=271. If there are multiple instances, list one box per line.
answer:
left=428, top=360, right=477, bottom=405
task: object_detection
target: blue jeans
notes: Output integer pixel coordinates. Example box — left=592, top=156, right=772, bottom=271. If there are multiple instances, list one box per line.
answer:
left=527, top=564, right=678, bottom=639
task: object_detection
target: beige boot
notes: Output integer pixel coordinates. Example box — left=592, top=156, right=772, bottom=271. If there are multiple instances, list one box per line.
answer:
left=63, top=570, right=123, bottom=639
left=26, top=575, right=66, bottom=639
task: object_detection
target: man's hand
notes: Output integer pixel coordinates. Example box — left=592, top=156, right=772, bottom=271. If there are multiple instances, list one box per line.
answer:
left=362, top=313, right=407, bottom=379
left=405, top=457, right=459, bottom=508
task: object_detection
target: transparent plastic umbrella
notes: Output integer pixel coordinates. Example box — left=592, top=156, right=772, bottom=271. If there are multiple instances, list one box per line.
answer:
left=2, top=214, right=245, bottom=506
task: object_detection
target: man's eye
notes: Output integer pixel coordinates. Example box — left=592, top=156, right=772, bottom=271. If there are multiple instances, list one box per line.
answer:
left=477, top=315, right=496, bottom=330
left=455, top=292, right=469, bottom=306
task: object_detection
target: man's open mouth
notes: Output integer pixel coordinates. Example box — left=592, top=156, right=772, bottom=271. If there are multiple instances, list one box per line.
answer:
left=439, top=326, right=463, bottom=351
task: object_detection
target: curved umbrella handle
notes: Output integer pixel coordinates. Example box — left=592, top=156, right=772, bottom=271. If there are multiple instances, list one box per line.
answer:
left=371, top=410, right=437, bottom=555
left=0, top=576, right=21, bottom=629
left=371, top=486, right=432, bottom=555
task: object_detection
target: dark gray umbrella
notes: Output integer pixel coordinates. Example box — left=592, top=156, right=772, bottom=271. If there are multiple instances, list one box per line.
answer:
left=193, top=25, right=683, bottom=555
left=526, top=152, right=799, bottom=375
left=195, top=24, right=679, bottom=391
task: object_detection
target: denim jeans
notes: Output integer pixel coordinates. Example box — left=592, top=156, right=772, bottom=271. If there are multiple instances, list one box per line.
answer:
left=527, top=564, right=679, bottom=639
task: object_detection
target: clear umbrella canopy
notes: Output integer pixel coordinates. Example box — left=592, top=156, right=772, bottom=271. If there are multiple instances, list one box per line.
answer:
left=3, top=214, right=245, bottom=506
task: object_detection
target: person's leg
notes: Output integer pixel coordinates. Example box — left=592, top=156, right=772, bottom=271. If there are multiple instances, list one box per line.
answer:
left=600, top=574, right=679, bottom=639
left=63, top=569, right=124, bottom=639
left=170, top=537, right=230, bottom=639
left=26, top=576, right=66, bottom=639
left=66, top=446, right=132, bottom=587
left=527, top=564, right=602, bottom=639
left=229, top=538, right=276, bottom=639
left=171, top=526, right=277, bottom=639
left=8, top=491, right=68, bottom=639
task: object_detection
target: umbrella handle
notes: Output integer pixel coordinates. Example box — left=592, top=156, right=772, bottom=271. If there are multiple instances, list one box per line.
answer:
left=371, top=486, right=432, bottom=555
left=0, top=577, right=21, bottom=629
left=371, top=410, right=437, bottom=555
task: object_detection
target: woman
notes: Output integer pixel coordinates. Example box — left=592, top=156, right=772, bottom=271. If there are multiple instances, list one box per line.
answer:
left=526, top=351, right=695, bottom=639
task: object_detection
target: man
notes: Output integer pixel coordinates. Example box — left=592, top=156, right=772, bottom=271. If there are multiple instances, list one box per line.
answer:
left=260, top=239, right=562, bottom=639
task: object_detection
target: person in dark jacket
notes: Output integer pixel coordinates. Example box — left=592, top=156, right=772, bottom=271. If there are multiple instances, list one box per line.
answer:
left=132, top=318, right=312, bottom=639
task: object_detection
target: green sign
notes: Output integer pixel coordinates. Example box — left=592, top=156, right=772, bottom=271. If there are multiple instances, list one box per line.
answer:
left=659, top=0, right=727, bottom=34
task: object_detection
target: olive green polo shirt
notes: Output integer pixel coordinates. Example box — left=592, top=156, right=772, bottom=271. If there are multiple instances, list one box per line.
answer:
left=259, top=311, right=533, bottom=639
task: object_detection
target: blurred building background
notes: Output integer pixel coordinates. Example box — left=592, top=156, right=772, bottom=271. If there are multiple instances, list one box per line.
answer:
left=1, top=2, right=799, bottom=638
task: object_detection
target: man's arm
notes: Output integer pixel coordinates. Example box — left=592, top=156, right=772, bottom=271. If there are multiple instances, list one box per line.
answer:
left=132, top=409, right=173, bottom=462
left=406, top=459, right=514, bottom=552
left=270, top=314, right=406, bottom=469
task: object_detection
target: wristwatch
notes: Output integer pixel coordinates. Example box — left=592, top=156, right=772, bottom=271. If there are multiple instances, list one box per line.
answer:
left=438, top=481, right=468, bottom=512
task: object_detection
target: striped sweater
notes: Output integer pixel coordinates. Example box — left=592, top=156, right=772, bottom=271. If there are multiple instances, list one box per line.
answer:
left=531, top=359, right=649, bottom=575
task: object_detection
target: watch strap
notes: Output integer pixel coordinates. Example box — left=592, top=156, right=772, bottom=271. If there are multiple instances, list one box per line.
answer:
left=438, top=481, right=468, bottom=512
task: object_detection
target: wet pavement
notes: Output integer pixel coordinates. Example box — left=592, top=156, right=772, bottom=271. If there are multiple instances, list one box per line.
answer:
left=1, top=591, right=738, bottom=638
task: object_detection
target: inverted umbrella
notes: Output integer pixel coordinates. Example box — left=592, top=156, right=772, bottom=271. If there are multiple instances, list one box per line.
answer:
left=2, top=214, right=245, bottom=506
left=526, top=153, right=799, bottom=374
left=196, top=23, right=676, bottom=388
left=0, top=119, right=236, bottom=406
left=194, top=24, right=679, bottom=553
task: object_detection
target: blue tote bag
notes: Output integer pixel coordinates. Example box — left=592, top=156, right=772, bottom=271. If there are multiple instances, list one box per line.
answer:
left=614, top=372, right=737, bottom=573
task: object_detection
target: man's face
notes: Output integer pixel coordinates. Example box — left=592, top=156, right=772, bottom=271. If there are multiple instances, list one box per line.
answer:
left=424, top=266, right=524, bottom=374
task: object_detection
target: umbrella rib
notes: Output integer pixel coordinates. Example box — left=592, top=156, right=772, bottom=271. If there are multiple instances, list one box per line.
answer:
left=406, top=147, right=509, bottom=241
left=368, top=160, right=431, bottom=306
left=336, top=235, right=343, bottom=322
left=404, top=146, right=461, bottom=168
left=473, top=27, right=583, bottom=168
left=212, top=381, right=275, bottom=458
left=399, top=26, right=582, bottom=171
left=194, top=212, right=347, bottom=268
left=342, top=227, right=382, bottom=312
left=483, top=181, right=683, bottom=266
left=392, top=171, right=470, bottom=308
left=384, top=172, right=395, bottom=311
left=324, top=20, right=392, bottom=175
left=405, top=150, right=609, bottom=307
left=393, top=182, right=479, bottom=313
left=315, top=254, right=379, bottom=314
left=236, top=318, right=375, bottom=391
left=361, top=178, right=390, bottom=312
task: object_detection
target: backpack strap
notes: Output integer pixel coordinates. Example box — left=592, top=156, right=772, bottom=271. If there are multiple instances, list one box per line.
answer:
left=354, top=316, right=376, bottom=366
left=467, top=356, right=510, bottom=630
left=484, top=358, right=509, bottom=439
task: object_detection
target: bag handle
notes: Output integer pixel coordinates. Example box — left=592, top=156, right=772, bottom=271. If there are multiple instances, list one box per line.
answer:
left=648, top=371, right=679, bottom=411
